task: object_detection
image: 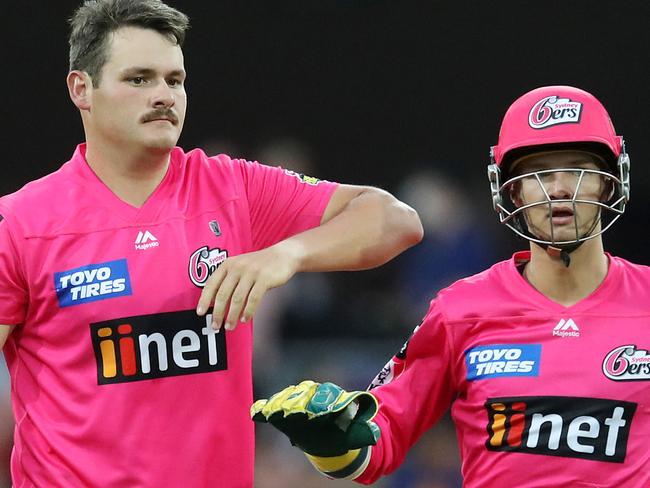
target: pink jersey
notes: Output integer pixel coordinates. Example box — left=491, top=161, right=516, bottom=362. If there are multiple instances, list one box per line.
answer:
left=0, top=144, right=337, bottom=488
left=360, top=251, right=650, bottom=487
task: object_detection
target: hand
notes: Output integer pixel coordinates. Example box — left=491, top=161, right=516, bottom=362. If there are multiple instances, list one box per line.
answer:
left=196, top=244, right=300, bottom=330
left=251, top=380, right=380, bottom=457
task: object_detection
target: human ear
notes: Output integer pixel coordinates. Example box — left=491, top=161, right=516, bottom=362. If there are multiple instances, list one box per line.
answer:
left=67, top=70, right=92, bottom=111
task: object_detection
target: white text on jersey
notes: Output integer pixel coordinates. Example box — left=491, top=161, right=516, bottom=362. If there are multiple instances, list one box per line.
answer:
left=553, top=318, right=580, bottom=338
left=135, top=230, right=159, bottom=250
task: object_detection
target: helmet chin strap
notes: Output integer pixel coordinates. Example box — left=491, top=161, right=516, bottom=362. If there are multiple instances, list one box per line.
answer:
left=533, top=241, right=582, bottom=267
left=526, top=212, right=602, bottom=267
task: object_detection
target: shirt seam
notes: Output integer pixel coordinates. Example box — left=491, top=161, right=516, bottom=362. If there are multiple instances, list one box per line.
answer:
left=437, top=295, right=460, bottom=394
left=444, top=311, right=650, bottom=325
left=20, top=204, right=240, bottom=240
left=0, top=210, right=30, bottom=314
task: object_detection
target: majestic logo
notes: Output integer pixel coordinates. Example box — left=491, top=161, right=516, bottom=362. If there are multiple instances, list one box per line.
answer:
left=368, top=325, right=420, bottom=390
left=135, top=230, right=159, bottom=250
left=528, top=96, right=582, bottom=129
left=553, top=318, right=580, bottom=338
left=189, top=246, right=228, bottom=287
left=55, top=259, right=132, bottom=307
left=466, top=344, right=540, bottom=380
left=90, top=309, right=227, bottom=385
left=284, top=169, right=322, bottom=185
left=485, top=396, right=636, bottom=463
left=603, top=345, right=650, bottom=381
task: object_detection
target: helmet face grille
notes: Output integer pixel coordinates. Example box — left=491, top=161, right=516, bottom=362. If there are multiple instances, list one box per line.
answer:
left=487, top=154, right=630, bottom=247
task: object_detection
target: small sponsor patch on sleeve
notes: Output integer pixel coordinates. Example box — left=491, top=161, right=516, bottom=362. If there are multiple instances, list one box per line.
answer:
left=368, top=324, right=421, bottom=390
left=55, top=259, right=133, bottom=307
left=284, top=169, right=322, bottom=185
left=465, top=344, right=541, bottom=381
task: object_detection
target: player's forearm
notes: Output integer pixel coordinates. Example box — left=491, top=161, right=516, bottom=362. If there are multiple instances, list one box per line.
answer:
left=274, top=188, right=423, bottom=273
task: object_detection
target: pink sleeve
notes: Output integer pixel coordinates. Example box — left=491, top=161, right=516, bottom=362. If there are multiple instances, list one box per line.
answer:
left=358, top=300, right=455, bottom=484
left=0, top=210, right=28, bottom=325
left=235, top=160, right=339, bottom=251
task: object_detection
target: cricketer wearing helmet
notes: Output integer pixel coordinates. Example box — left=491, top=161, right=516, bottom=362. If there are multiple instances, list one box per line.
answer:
left=488, top=85, right=630, bottom=267
left=252, top=86, right=650, bottom=487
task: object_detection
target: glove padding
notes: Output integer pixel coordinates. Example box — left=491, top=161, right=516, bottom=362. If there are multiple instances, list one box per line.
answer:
left=251, top=380, right=380, bottom=457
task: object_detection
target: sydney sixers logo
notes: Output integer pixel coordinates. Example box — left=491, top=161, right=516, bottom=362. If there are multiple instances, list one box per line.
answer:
left=528, top=95, right=582, bottom=129
left=603, top=345, right=650, bottom=381
left=189, top=246, right=228, bottom=288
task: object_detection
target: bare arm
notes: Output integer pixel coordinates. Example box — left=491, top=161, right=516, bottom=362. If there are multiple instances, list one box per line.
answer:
left=277, top=184, right=423, bottom=272
left=0, top=325, right=13, bottom=350
left=197, top=184, right=423, bottom=330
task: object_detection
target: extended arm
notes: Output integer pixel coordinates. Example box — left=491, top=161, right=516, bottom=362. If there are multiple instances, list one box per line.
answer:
left=290, top=184, right=424, bottom=272
left=253, top=302, right=454, bottom=484
left=197, top=184, right=423, bottom=330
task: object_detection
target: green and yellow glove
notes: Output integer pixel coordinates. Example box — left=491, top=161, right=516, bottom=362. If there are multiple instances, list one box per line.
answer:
left=250, top=380, right=380, bottom=457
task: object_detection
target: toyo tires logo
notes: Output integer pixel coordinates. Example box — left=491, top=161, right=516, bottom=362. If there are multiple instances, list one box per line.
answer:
left=528, top=95, right=582, bottom=129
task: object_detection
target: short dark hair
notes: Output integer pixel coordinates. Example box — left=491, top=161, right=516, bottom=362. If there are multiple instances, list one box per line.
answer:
left=68, top=0, right=190, bottom=86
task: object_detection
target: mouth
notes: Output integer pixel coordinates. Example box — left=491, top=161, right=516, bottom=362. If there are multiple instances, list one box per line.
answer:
left=142, top=110, right=179, bottom=126
left=145, top=118, right=176, bottom=125
left=550, top=207, right=575, bottom=225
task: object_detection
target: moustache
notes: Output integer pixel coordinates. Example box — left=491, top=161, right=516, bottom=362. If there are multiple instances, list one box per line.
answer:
left=142, top=109, right=179, bottom=125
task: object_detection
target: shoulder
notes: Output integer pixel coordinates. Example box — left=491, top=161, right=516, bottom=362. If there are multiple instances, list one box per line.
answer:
left=0, top=162, right=78, bottom=237
left=179, top=148, right=282, bottom=205
left=182, top=147, right=238, bottom=174
left=181, top=147, right=278, bottom=186
left=144, top=147, right=244, bottom=212
left=608, top=254, right=650, bottom=292
left=1, top=162, right=73, bottom=205
left=183, top=147, right=271, bottom=173
left=434, top=257, right=519, bottom=322
left=609, top=254, right=650, bottom=275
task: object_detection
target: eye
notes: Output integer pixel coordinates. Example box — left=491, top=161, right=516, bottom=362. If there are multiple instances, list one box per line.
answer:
left=130, top=76, right=146, bottom=85
left=167, top=78, right=182, bottom=87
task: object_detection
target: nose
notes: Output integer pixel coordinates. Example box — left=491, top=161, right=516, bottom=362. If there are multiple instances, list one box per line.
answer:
left=151, top=80, right=175, bottom=108
left=544, top=171, right=575, bottom=200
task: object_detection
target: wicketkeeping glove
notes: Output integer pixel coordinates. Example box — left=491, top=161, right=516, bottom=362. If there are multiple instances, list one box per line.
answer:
left=250, top=380, right=380, bottom=457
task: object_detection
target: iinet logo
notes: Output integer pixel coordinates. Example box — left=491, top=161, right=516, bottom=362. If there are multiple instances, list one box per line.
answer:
left=485, top=396, right=637, bottom=463
left=90, top=310, right=227, bottom=385
left=553, top=318, right=580, bottom=338
left=135, top=230, right=159, bottom=250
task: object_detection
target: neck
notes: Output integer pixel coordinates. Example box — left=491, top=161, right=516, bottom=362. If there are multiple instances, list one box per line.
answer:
left=524, top=238, right=609, bottom=307
left=84, top=141, right=171, bottom=208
